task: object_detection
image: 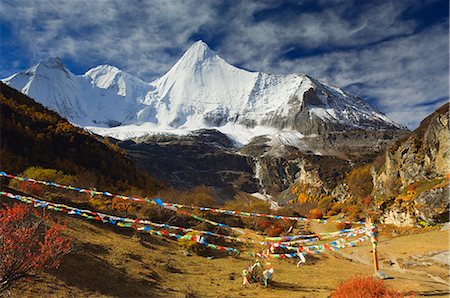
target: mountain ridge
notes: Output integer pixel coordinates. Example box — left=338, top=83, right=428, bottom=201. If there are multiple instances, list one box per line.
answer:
left=2, top=41, right=406, bottom=144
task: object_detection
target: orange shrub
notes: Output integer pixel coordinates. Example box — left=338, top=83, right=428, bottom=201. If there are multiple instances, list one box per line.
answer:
left=258, top=220, right=272, bottom=230
left=266, top=226, right=282, bottom=237
left=341, top=205, right=364, bottom=221
left=310, top=208, right=323, bottom=219
left=0, top=203, right=72, bottom=291
left=335, top=222, right=352, bottom=231
left=18, top=181, right=43, bottom=196
left=332, top=276, right=408, bottom=298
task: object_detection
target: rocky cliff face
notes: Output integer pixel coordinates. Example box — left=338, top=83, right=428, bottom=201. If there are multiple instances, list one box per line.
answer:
left=116, top=130, right=259, bottom=201
left=373, top=103, right=449, bottom=226
left=240, top=136, right=353, bottom=196
left=117, top=125, right=404, bottom=203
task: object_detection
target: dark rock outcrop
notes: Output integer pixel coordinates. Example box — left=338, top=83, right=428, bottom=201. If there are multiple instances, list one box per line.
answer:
left=117, top=130, right=259, bottom=200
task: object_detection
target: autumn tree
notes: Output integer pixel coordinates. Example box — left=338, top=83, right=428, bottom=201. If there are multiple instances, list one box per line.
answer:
left=0, top=204, right=72, bottom=292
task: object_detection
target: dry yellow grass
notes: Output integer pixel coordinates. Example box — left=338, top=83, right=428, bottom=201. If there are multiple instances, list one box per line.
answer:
left=7, top=213, right=450, bottom=297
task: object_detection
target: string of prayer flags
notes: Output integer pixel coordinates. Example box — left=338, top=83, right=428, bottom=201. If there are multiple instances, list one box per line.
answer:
left=0, top=171, right=365, bottom=225
left=0, top=191, right=371, bottom=260
left=0, top=191, right=242, bottom=255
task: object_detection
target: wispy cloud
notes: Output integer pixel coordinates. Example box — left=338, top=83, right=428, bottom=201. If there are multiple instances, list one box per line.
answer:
left=0, top=0, right=448, bottom=129
left=274, top=23, right=449, bottom=127
left=0, top=0, right=217, bottom=78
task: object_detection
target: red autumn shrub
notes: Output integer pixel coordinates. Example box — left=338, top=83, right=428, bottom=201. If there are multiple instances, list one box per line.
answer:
left=310, top=208, right=323, bottom=219
left=258, top=220, right=272, bottom=230
left=266, top=226, right=282, bottom=237
left=18, top=181, right=43, bottom=196
left=335, top=222, right=352, bottom=231
left=332, top=276, right=407, bottom=298
left=0, top=203, right=72, bottom=292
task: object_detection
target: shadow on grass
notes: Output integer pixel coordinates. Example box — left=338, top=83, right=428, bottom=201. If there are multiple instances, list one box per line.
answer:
left=49, top=251, right=162, bottom=297
left=270, top=280, right=332, bottom=293
left=418, top=290, right=450, bottom=297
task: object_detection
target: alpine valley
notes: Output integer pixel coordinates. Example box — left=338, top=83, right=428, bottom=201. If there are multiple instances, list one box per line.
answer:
left=3, top=41, right=448, bottom=226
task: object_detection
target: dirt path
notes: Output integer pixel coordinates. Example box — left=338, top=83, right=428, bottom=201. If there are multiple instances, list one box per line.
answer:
left=310, top=221, right=450, bottom=296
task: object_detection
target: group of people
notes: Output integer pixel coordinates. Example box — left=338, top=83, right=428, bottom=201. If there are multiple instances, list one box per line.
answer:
left=242, top=260, right=275, bottom=287
left=241, top=248, right=306, bottom=287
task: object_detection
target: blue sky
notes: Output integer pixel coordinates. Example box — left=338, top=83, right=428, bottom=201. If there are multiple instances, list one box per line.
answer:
left=1, top=0, right=448, bottom=129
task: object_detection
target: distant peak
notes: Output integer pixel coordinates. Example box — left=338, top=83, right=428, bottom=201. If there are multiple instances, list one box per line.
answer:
left=191, top=40, right=210, bottom=50
left=154, top=39, right=251, bottom=85
left=39, top=57, right=65, bottom=68
left=86, top=64, right=121, bottom=76
left=27, top=57, right=70, bottom=77
left=181, top=40, right=217, bottom=63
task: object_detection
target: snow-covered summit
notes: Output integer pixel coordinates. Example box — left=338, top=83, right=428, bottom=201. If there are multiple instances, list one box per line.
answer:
left=3, top=58, right=153, bottom=127
left=2, top=41, right=405, bottom=142
left=84, top=64, right=151, bottom=105
left=174, top=40, right=220, bottom=66
left=3, top=57, right=86, bottom=119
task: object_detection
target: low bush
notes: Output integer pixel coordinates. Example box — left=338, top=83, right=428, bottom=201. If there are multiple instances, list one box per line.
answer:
left=335, top=222, right=352, bottom=231
left=18, top=181, right=43, bottom=196
left=331, top=276, right=408, bottom=298
left=0, top=203, right=72, bottom=292
left=309, top=208, right=323, bottom=219
left=266, top=226, right=282, bottom=237
left=19, top=166, right=78, bottom=185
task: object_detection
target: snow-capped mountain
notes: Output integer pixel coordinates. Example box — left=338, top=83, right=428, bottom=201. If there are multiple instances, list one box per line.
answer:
left=3, top=58, right=152, bottom=127
left=2, top=41, right=405, bottom=143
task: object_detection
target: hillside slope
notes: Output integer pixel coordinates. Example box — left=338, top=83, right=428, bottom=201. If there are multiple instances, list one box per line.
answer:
left=278, top=104, right=449, bottom=225
left=0, top=82, right=164, bottom=193
left=5, top=206, right=448, bottom=297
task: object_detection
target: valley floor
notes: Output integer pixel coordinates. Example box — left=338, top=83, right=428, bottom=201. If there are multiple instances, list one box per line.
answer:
left=8, top=213, right=450, bottom=298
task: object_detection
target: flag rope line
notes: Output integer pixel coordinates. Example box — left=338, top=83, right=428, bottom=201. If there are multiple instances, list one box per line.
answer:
left=0, top=191, right=241, bottom=253
left=164, top=202, right=365, bottom=225
left=0, top=191, right=366, bottom=245
left=0, top=171, right=365, bottom=225
left=260, top=227, right=366, bottom=242
left=0, top=171, right=244, bottom=233
left=0, top=191, right=249, bottom=243
left=0, top=191, right=370, bottom=258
